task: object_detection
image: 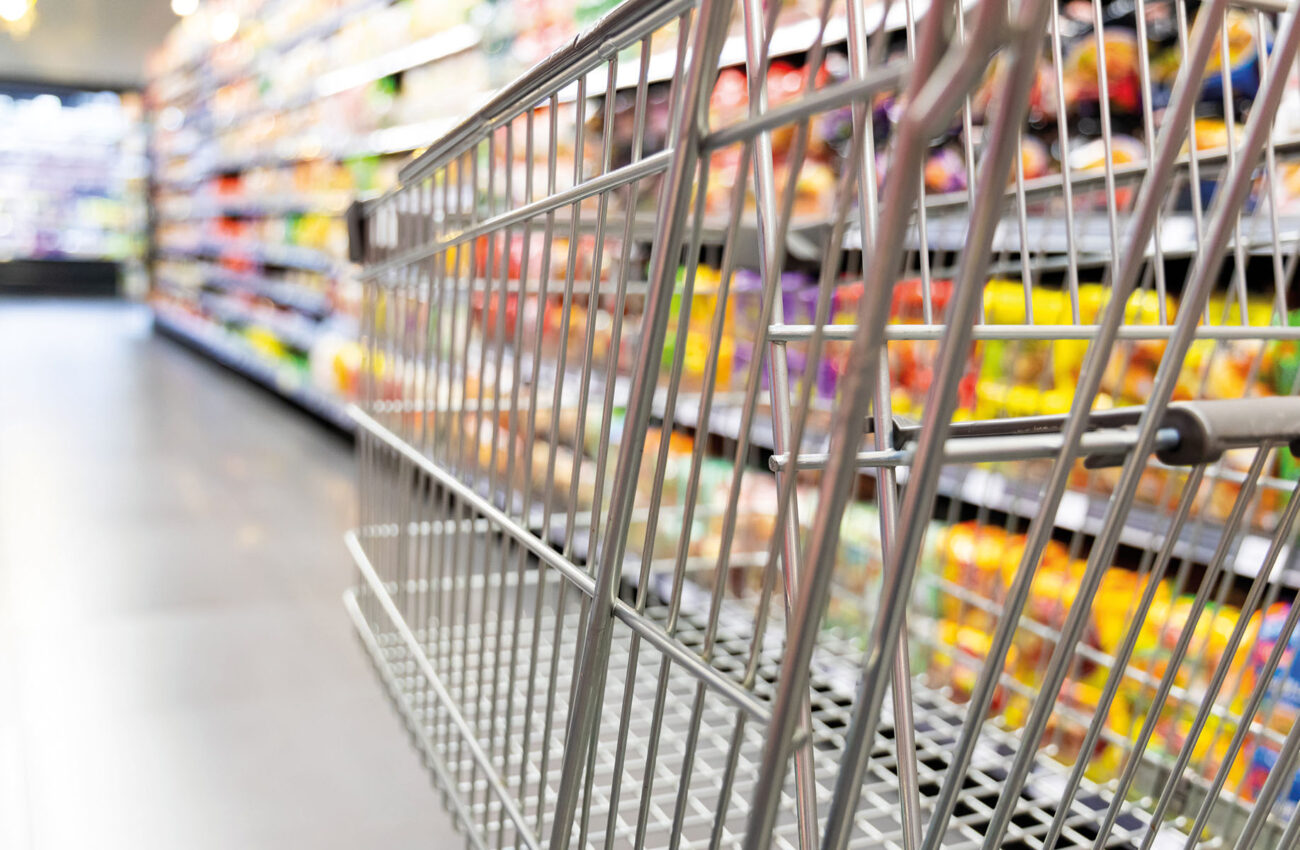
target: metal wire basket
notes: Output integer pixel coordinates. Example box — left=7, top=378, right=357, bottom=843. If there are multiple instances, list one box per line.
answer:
left=345, top=0, right=1300, bottom=847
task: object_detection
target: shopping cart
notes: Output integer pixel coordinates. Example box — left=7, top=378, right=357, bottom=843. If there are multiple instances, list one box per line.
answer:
left=344, top=0, right=1300, bottom=847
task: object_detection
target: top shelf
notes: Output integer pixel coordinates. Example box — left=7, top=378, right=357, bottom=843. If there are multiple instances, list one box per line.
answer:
left=555, top=0, right=941, bottom=103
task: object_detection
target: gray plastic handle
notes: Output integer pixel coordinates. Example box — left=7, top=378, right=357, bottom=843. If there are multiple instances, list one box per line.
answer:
left=875, top=398, right=1300, bottom=468
left=1157, top=398, right=1300, bottom=465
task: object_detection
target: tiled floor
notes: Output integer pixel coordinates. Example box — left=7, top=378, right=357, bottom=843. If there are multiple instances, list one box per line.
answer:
left=0, top=301, right=453, bottom=849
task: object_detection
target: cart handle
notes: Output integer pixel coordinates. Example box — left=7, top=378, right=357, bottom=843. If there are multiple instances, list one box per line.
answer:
left=867, top=397, right=1300, bottom=467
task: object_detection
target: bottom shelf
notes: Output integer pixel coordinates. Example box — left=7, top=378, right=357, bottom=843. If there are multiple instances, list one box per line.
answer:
left=0, top=258, right=122, bottom=296
left=153, top=306, right=355, bottom=433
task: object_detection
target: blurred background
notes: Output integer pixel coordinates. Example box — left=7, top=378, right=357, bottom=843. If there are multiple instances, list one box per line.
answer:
left=7, top=0, right=1300, bottom=848
left=0, top=1, right=606, bottom=848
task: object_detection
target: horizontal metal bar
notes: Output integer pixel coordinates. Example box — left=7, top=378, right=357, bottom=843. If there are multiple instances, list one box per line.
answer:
left=344, top=531, right=543, bottom=850
left=397, top=0, right=693, bottom=185
left=921, top=134, right=1300, bottom=212
left=350, top=405, right=597, bottom=588
left=701, top=59, right=909, bottom=150
left=363, top=150, right=672, bottom=282
left=769, top=448, right=908, bottom=472
left=769, top=322, right=1300, bottom=342
left=769, top=426, right=1180, bottom=470
left=374, top=273, right=653, bottom=297
left=348, top=405, right=773, bottom=723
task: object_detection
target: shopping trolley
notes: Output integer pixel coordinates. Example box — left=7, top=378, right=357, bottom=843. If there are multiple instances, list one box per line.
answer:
left=344, top=0, right=1300, bottom=847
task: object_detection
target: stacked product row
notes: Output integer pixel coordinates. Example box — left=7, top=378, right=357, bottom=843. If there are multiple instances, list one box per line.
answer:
left=146, top=0, right=640, bottom=418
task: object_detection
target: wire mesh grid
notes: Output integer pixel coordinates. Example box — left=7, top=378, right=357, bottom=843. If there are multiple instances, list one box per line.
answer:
left=345, top=525, right=1179, bottom=850
left=348, top=0, right=1300, bottom=847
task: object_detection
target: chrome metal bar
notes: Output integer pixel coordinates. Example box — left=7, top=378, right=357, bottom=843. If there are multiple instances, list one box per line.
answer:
left=701, top=61, right=910, bottom=150
left=825, top=3, right=1055, bottom=844
left=348, top=405, right=771, bottom=724
left=362, top=150, right=672, bottom=282
left=772, top=427, right=1182, bottom=470
left=741, top=0, right=1012, bottom=845
left=769, top=322, right=1300, bottom=342
left=545, top=3, right=736, bottom=844
left=397, top=0, right=694, bottom=185
left=986, top=7, right=1300, bottom=845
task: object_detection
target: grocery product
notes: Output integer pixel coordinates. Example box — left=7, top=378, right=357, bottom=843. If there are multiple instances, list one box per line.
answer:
left=1240, top=603, right=1300, bottom=816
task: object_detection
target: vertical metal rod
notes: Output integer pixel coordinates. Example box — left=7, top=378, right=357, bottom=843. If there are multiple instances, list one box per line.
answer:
left=918, top=2, right=1235, bottom=843
left=743, top=0, right=1011, bottom=844
left=592, top=42, right=654, bottom=849
left=844, top=0, right=920, bottom=845
left=987, top=7, right=1300, bottom=848
left=738, top=0, right=818, bottom=843
left=829, top=1, right=1053, bottom=846
left=1230, top=713, right=1300, bottom=850
left=545, top=3, right=734, bottom=846
left=519, top=95, right=560, bottom=836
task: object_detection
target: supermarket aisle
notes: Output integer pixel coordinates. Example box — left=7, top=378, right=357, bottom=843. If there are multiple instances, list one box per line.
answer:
left=0, top=301, right=450, bottom=849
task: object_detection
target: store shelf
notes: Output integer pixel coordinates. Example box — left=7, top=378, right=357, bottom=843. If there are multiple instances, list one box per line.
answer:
left=923, top=465, right=1300, bottom=589
left=316, top=24, right=481, bottom=98
left=158, top=239, right=343, bottom=274
left=198, top=293, right=323, bottom=352
left=205, top=116, right=460, bottom=176
left=212, top=24, right=482, bottom=131
left=556, top=1, right=937, bottom=101
left=643, top=380, right=1300, bottom=587
left=153, top=306, right=354, bottom=432
left=158, top=193, right=351, bottom=220
left=199, top=265, right=334, bottom=317
left=210, top=0, right=396, bottom=89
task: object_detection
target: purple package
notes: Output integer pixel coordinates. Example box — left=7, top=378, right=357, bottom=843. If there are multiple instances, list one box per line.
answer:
left=732, top=269, right=764, bottom=344
left=817, top=356, right=840, bottom=403
left=796, top=284, right=822, bottom=326
left=780, top=271, right=816, bottom=325
left=755, top=347, right=807, bottom=390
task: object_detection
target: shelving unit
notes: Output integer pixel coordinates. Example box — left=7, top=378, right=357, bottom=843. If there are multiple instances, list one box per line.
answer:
left=0, top=82, right=149, bottom=296
left=153, top=304, right=355, bottom=431
left=144, top=0, right=512, bottom=419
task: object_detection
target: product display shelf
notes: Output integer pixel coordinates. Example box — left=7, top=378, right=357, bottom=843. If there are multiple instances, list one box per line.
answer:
left=159, top=193, right=353, bottom=220
left=406, top=318, right=1295, bottom=589
left=205, top=116, right=460, bottom=176
left=198, top=263, right=334, bottom=316
left=153, top=304, right=355, bottom=432
left=146, top=0, right=521, bottom=419
left=210, top=25, right=481, bottom=133
left=160, top=238, right=342, bottom=273
left=208, top=0, right=396, bottom=90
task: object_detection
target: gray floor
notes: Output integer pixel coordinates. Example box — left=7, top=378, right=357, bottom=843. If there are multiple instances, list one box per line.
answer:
left=0, top=301, right=452, bottom=849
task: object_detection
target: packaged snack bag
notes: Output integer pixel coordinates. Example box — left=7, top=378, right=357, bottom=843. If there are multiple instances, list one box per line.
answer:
left=1241, top=603, right=1300, bottom=813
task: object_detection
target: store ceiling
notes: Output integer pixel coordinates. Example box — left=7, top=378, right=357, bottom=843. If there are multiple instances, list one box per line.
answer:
left=0, top=0, right=175, bottom=89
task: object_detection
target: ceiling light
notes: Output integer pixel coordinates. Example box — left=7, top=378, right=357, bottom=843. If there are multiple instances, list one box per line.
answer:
left=0, top=0, right=30, bottom=24
left=170, top=0, right=198, bottom=16
left=210, top=9, right=238, bottom=42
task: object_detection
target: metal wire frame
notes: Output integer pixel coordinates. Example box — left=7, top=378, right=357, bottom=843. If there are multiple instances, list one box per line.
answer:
left=350, top=0, right=1300, bottom=848
left=741, top=2, right=1300, bottom=850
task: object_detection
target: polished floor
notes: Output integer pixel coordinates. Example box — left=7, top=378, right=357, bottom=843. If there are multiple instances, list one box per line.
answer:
left=0, top=301, right=453, bottom=848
